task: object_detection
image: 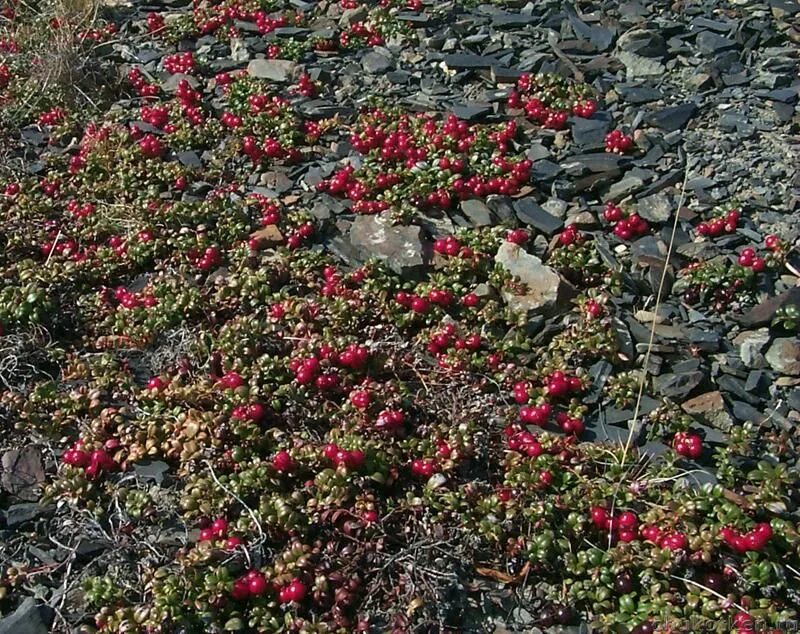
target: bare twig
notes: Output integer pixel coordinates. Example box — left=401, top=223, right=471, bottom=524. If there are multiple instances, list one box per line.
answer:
left=203, top=459, right=264, bottom=563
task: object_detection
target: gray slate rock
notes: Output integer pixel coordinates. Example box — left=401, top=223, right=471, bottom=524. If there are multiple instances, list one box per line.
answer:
left=696, top=31, right=738, bottom=55
left=618, top=29, right=667, bottom=57
left=0, top=598, right=54, bottom=634
left=765, top=338, right=800, bottom=375
left=608, top=174, right=645, bottom=200
left=451, top=102, right=492, bottom=121
left=3, top=502, right=51, bottom=527
left=733, top=329, right=770, bottom=369
left=133, top=460, right=170, bottom=484
left=514, top=199, right=563, bottom=235
left=1, top=446, right=44, bottom=500
left=646, top=103, right=698, bottom=132
left=349, top=215, right=431, bottom=277
left=617, top=50, right=666, bottom=78
left=340, top=6, right=367, bottom=26
left=571, top=117, right=611, bottom=148
left=460, top=199, right=493, bottom=226
left=246, top=58, right=298, bottom=81
left=653, top=371, right=704, bottom=398
left=442, top=53, right=498, bottom=69
left=494, top=242, right=564, bottom=315
left=636, top=192, right=672, bottom=223
left=564, top=154, right=625, bottom=173
left=362, top=49, right=394, bottom=74
left=739, top=288, right=800, bottom=327
left=616, top=84, right=664, bottom=104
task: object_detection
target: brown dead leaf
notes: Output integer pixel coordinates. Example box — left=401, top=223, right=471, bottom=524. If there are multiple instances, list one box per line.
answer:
left=249, top=224, right=284, bottom=247
left=406, top=597, right=424, bottom=615
left=722, top=488, right=754, bottom=510
left=511, top=185, right=535, bottom=198
left=475, top=561, right=530, bottom=585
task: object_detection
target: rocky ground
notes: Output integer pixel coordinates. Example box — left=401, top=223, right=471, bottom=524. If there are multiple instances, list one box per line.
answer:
left=1, top=0, right=800, bottom=632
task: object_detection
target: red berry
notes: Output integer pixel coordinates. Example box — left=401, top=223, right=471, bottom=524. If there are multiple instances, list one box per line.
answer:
left=231, top=578, right=251, bottom=601
left=673, top=432, right=702, bottom=460
left=755, top=522, right=773, bottom=540
left=585, top=299, right=602, bottom=318
left=618, top=529, right=637, bottom=543
left=273, top=450, right=294, bottom=473
left=660, top=532, right=688, bottom=551
left=590, top=506, right=608, bottom=527
left=211, top=518, right=229, bottom=536
left=410, top=296, right=429, bottom=313
left=745, top=532, right=766, bottom=551
left=147, top=376, right=166, bottom=390
left=247, top=573, right=268, bottom=596
left=507, top=229, right=529, bottom=245
left=280, top=579, right=306, bottom=603
left=221, top=371, right=244, bottom=389
left=618, top=511, right=638, bottom=529
left=225, top=536, right=243, bottom=549
left=462, top=293, right=479, bottom=307
left=350, top=390, right=371, bottom=409
left=199, top=528, right=215, bottom=541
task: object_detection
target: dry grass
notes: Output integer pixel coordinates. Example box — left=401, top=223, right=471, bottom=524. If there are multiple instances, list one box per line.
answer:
left=0, top=0, right=117, bottom=129
left=32, top=0, right=102, bottom=91
left=0, top=327, right=58, bottom=391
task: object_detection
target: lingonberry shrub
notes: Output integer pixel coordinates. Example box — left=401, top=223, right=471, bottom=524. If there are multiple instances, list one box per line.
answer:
left=506, top=72, right=595, bottom=129
left=0, top=8, right=797, bottom=633
left=675, top=259, right=760, bottom=312
left=318, top=109, right=533, bottom=215
left=696, top=204, right=742, bottom=237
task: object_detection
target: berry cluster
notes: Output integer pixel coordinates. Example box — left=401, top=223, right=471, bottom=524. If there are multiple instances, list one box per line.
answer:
left=187, top=245, right=222, bottom=270
left=410, top=457, right=437, bottom=477
left=146, top=11, right=164, bottom=33
left=198, top=517, right=243, bottom=549
left=507, top=73, right=594, bottom=130
left=558, top=224, right=583, bottom=246
left=765, top=233, right=784, bottom=252
left=278, top=579, right=308, bottom=604
left=231, top=570, right=270, bottom=601
left=110, top=286, right=159, bottom=310
left=737, top=247, right=767, bottom=272
left=603, top=202, right=649, bottom=240
left=589, top=506, right=640, bottom=543
left=433, top=235, right=473, bottom=258
left=127, top=67, right=159, bottom=97
left=672, top=431, right=703, bottom=459
left=604, top=129, right=633, bottom=154
left=62, top=441, right=119, bottom=479
left=338, top=22, right=383, bottom=49
left=322, top=443, right=366, bottom=469
left=295, top=73, right=318, bottom=97
left=720, top=523, right=773, bottom=553
left=571, top=99, right=598, bottom=118
left=506, top=229, right=529, bottom=245
left=318, top=111, right=532, bottom=213
left=395, top=289, right=454, bottom=314
left=136, top=133, right=165, bottom=158
left=162, top=51, right=196, bottom=74
left=696, top=206, right=741, bottom=237
left=231, top=402, right=266, bottom=422
left=37, top=107, right=66, bottom=126
left=426, top=325, right=482, bottom=357
left=545, top=370, right=582, bottom=399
